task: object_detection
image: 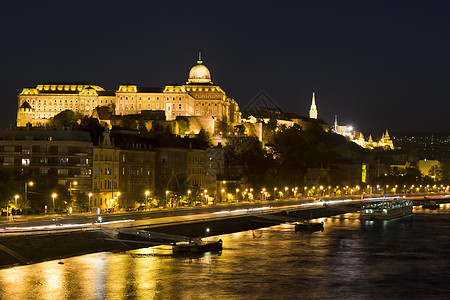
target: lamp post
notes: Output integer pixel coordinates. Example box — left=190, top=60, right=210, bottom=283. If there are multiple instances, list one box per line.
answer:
left=52, top=193, right=57, bottom=213
left=236, top=188, right=239, bottom=201
left=273, top=187, right=277, bottom=200
left=145, top=190, right=150, bottom=203
left=14, top=195, right=19, bottom=212
left=116, top=192, right=121, bottom=209
left=187, top=190, right=191, bottom=204
left=25, top=181, right=33, bottom=208
left=221, top=188, right=225, bottom=202
left=67, top=181, right=78, bottom=205
left=165, top=190, right=169, bottom=207
left=88, top=193, right=93, bottom=213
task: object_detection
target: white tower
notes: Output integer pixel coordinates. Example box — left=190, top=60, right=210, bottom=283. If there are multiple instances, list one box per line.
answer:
left=309, top=92, right=318, bottom=119
left=333, top=114, right=338, bottom=132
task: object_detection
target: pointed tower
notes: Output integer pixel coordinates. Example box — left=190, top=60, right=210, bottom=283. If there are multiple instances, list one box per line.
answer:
left=17, top=101, right=33, bottom=127
left=333, top=114, right=338, bottom=132
left=309, top=92, right=318, bottom=119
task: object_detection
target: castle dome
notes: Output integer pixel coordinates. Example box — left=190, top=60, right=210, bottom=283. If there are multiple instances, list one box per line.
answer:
left=187, top=53, right=212, bottom=84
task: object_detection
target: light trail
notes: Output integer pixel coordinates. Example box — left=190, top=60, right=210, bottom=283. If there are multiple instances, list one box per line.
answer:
left=0, top=219, right=135, bottom=233
left=1, top=194, right=448, bottom=234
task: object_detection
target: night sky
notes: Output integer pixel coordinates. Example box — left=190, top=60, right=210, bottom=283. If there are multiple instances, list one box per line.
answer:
left=2, top=1, right=450, bottom=135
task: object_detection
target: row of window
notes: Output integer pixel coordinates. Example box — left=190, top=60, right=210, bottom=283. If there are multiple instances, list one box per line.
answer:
left=197, top=102, right=218, bottom=107
left=120, top=96, right=161, bottom=101
left=196, top=109, right=218, bottom=115
left=118, top=103, right=160, bottom=110
left=5, top=146, right=87, bottom=154
left=94, top=153, right=119, bottom=161
left=188, top=168, right=204, bottom=175
left=32, top=105, right=91, bottom=111
left=26, top=99, right=102, bottom=104
left=14, top=157, right=89, bottom=166
left=194, top=94, right=221, bottom=99
left=18, top=167, right=91, bottom=176
left=93, top=180, right=118, bottom=190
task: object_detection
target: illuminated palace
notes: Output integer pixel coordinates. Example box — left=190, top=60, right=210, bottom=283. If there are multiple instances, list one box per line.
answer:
left=16, top=54, right=241, bottom=127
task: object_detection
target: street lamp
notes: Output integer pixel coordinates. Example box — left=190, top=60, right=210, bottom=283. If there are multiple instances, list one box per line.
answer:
left=88, top=193, right=93, bottom=212
left=273, top=187, right=277, bottom=200
left=236, top=188, right=239, bottom=201
left=25, top=181, right=33, bottom=207
left=116, top=192, right=121, bottom=208
left=52, top=193, right=57, bottom=213
left=145, top=190, right=150, bottom=203
left=187, top=190, right=191, bottom=204
left=166, top=190, right=169, bottom=207
left=14, top=194, right=19, bottom=209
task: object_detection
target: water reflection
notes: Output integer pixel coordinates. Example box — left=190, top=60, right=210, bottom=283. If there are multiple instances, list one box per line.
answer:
left=1, top=209, right=450, bottom=299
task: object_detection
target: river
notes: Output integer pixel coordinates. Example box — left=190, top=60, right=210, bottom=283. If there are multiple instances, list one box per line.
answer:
left=1, top=205, right=450, bottom=299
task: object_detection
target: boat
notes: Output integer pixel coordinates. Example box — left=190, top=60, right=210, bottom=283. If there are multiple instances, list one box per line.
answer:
left=295, top=221, right=324, bottom=232
left=360, top=198, right=413, bottom=220
left=173, top=239, right=223, bottom=254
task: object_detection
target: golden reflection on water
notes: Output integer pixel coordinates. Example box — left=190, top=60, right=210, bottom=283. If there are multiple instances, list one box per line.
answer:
left=1, top=209, right=445, bottom=299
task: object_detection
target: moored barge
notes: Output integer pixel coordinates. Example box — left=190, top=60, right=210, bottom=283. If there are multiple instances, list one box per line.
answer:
left=360, top=198, right=413, bottom=220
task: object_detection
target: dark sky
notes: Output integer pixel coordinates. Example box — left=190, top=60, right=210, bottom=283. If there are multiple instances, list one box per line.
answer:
left=2, top=0, right=450, bottom=135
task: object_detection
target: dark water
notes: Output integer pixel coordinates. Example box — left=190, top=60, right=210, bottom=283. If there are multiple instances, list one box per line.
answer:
left=1, top=206, right=450, bottom=299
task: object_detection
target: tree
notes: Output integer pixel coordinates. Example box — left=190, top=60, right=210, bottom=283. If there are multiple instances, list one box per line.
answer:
left=74, top=192, right=89, bottom=211
left=150, top=122, right=165, bottom=133
left=130, top=184, right=146, bottom=205
left=121, top=116, right=138, bottom=130
left=216, top=120, right=232, bottom=135
left=177, top=117, right=191, bottom=135
left=0, top=175, right=23, bottom=214
left=196, top=128, right=212, bottom=146
left=428, top=164, right=443, bottom=182
left=50, top=110, right=83, bottom=127
left=234, top=124, right=246, bottom=135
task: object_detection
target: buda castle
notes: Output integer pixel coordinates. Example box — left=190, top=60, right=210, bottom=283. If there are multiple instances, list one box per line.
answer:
left=16, top=54, right=241, bottom=127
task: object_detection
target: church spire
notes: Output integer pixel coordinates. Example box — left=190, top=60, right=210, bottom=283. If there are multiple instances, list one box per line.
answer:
left=309, top=92, right=318, bottom=119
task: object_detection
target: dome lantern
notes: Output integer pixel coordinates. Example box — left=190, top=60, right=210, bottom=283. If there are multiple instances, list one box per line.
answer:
left=187, top=52, right=212, bottom=84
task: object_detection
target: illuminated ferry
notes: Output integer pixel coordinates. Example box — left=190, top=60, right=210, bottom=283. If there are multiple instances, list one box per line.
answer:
left=360, top=198, right=413, bottom=220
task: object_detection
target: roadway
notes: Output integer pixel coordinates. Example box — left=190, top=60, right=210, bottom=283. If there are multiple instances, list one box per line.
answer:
left=1, top=194, right=449, bottom=236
